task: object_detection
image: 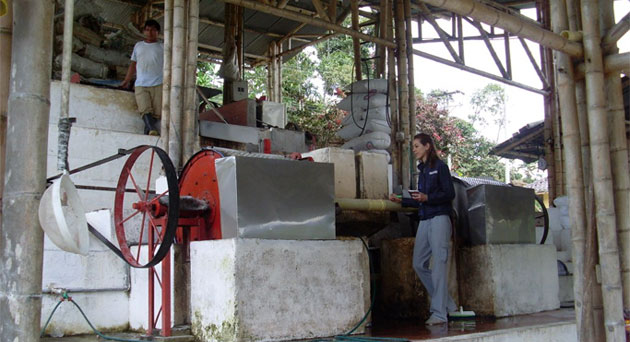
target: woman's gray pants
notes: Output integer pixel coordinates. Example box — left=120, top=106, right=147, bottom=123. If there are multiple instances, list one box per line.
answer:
left=412, top=214, right=456, bottom=321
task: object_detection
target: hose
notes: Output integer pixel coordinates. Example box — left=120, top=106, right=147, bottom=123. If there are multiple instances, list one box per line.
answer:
left=41, top=291, right=144, bottom=342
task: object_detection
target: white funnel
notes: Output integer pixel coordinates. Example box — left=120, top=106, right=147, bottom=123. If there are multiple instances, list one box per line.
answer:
left=38, top=171, right=89, bottom=255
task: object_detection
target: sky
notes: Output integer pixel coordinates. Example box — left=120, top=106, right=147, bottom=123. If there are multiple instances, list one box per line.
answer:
left=412, top=3, right=630, bottom=143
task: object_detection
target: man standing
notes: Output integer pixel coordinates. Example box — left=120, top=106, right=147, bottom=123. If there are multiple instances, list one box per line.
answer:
left=121, top=19, right=163, bottom=136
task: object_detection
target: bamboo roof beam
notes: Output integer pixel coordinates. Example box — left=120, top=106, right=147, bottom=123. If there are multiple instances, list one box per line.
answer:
left=416, top=0, right=583, bottom=57
left=417, top=2, right=464, bottom=64
left=574, top=52, right=630, bottom=79
left=602, top=11, right=630, bottom=52
left=199, top=17, right=310, bottom=43
left=198, top=42, right=269, bottom=61
left=278, top=33, right=339, bottom=58
left=311, top=0, right=330, bottom=22
left=215, top=0, right=396, bottom=48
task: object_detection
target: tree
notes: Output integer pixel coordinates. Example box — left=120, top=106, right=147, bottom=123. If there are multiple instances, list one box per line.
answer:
left=415, top=93, right=506, bottom=181
left=469, top=83, right=507, bottom=142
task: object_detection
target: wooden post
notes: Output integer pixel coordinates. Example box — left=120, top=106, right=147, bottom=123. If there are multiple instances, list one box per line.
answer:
left=580, top=0, right=626, bottom=339
left=395, top=0, right=410, bottom=189
left=351, top=0, right=362, bottom=81
left=161, top=0, right=173, bottom=152
left=599, top=0, right=630, bottom=315
left=551, top=0, right=587, bottom=339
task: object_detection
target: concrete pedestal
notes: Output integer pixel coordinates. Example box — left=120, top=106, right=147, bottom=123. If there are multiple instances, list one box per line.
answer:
left=190, top=238, right=370, bottom=342
left=379, top=237, right=459, bottom=320
left=458, top=244, right=559, bottom=317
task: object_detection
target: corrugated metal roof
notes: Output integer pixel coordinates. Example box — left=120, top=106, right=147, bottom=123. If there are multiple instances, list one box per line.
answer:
left=491, top=120, right=545, bottom=164
left=74, top=0, right=538, bottom=64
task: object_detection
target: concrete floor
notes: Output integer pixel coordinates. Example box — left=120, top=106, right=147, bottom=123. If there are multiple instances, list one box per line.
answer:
left=41, top=308, right=577, bottom=342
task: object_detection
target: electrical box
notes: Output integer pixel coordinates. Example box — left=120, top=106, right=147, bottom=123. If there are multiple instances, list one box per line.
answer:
left=232, top=81, right=248, bottom=101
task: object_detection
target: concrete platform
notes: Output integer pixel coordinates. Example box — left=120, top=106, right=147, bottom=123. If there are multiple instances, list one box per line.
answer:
left=458, top=244, right=560, bottom=317
left=190, top=238, right=370, bottom=342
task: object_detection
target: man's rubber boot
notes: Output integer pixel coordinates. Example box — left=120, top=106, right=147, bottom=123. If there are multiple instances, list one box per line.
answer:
left=142, top=114, right=159, bottom=136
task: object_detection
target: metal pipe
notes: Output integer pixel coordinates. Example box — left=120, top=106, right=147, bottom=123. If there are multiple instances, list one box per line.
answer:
left=599, top=0, right=630, bottom=317
left=169, top=0, right=186, bottom=170
left=161, top=0, right=173, bottom=153
left=580, top=0, right=626, bottom=339
left=336, top=198, right=416, bottom=212
left=215, top=0, right=396, bottom=48
left=417, top=0, right=583, bottom=57
left=57, top=0, right=74, bottom=172
left=0, top=1, right=53, bottom=341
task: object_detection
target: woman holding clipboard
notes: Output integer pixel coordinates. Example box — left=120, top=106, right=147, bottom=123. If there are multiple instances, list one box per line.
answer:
left=389, top=133, right=457, bottom=325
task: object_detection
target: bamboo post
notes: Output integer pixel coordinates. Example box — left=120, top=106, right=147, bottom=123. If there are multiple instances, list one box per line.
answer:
left=169, top=0, right=186, bottom=169
left=161, top=0, right=173, bottom=153
left=351, top=0, right=362, bottom=81
left=183, top=0, right=199, bottom=162
left=222, top=4, right=238, bottom=104
left=0, top=1, right=53, bottom=340
left=0, top=0, right=12, bottom=233
left=601, top=11, right=630, bottom=52
left=551, top=0, right=587, bottom=339
left=579, top=0, right=625, bottom=339
left=386, top=0, right=400, bottom=188
left=395, top=0, right=410, bottom=189
left=57, top=0, right=74, bottom=172
left=376, top=0, right=387, bottom=78
left=599, top=0, right=630, bottom=316
left=575, top=76, right=603, bottom=342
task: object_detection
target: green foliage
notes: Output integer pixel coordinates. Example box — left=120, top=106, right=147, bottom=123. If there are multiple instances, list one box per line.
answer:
left=287, top=107, right=344, bottom=148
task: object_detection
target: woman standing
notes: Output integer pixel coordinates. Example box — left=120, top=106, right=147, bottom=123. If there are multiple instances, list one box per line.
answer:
left=390, top=133, right=457, bottom=325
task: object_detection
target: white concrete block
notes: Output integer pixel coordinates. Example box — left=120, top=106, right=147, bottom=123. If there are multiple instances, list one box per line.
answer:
left=42, top=249, right=129, bottom=290
left=41, top=291, right=129, bottom=336
left=356, top=151, right=388, bottom=199
left=128, top=244, right=175, bottom=331
left=190, top=239, right=370, bottom=342
left=302, top=147, right=357, bottom=199
left=459, top=244, right=560, bottom=317
left=50, top=80, right=142, bottom=134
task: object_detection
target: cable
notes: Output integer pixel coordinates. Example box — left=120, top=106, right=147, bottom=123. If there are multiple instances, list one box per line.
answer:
left=41, top=292, right=144, bottom=342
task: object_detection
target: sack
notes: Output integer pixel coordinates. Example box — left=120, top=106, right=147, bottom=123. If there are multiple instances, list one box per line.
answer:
left=342, top=131, right=391, bottom=151
left=337, top=119, right=391, bottom=140
left=337, top=93, right=388, bottom=112
left=347, top=79, right=388, bottom=94
left=341, top=106, right=389, bottom=126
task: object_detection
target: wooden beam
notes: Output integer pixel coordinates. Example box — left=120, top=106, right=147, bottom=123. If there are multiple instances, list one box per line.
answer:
left=215, top=0, right=396, bottom=48
left=328, top=0, right=337, bottom=22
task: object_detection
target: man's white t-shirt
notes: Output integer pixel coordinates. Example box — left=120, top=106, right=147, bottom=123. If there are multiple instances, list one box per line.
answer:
left=131, top=41, right=164, bottom=87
